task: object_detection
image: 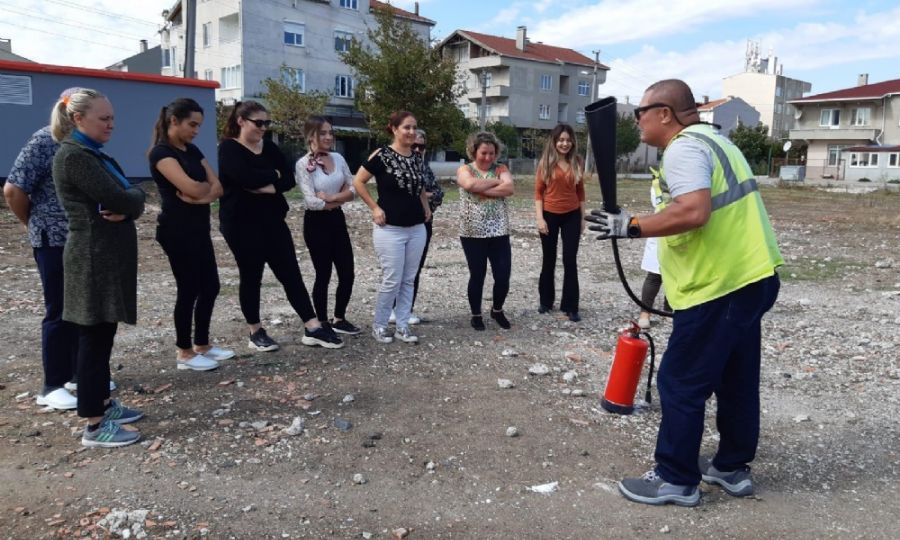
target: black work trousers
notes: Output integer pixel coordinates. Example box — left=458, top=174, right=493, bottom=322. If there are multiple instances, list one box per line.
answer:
left=538, top=209, right=581, bottom=313
left=76, top=322, right=116, bottom=418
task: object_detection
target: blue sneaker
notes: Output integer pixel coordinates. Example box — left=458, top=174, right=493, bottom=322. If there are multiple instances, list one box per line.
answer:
left=81, top=420, right=141, bottom=448
left=618, top=470, right=700, bottom=507
left=699, top=456, right=754, bottom=497
left=103, top=399, right=144, bottom=425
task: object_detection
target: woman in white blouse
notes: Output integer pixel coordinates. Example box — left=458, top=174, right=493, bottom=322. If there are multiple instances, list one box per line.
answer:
left=296, top=116, right=359, bottom=335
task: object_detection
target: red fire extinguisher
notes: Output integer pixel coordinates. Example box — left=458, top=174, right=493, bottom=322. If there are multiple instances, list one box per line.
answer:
left=601, top=322, right=657, bottom=414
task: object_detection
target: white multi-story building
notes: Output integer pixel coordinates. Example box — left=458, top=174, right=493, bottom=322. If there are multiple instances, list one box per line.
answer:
left=160, top=0, right=434, bottom=137
left=721, top=42, right=811, bottom=138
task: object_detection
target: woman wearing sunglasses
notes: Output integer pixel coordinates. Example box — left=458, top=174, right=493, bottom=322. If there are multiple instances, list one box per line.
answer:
left=149, top=98, right=233, bottom=371
left=296, top=116, right=360, bottom=336
left=218, top=101, right=342, bottom=352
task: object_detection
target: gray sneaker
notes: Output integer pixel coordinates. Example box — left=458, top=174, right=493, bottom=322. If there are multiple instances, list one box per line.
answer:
left=372, top=325, right=394, bottom=344
left=81, top=420, right=141, bottom=448
left=618, top=470, right=700, bottom=507
left=699, top=456, right=753, bottom=497
left=103, top=399, right=144, bottom=425
left=395, top=326, right=418, bottom=343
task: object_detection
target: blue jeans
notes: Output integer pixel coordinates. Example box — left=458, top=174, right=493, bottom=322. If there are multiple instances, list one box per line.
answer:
left=654, top=274, right=780, bottom=486
left=372, top=224, right=426, bottom=328
left=33, top=242, right=78, bottom=392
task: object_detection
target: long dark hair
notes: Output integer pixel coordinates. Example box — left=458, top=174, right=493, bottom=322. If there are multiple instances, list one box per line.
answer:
left=538, top=123, right=582, bottom=186
left=151, top=98, right=204, bottom=150
left=222, top=100, right=267, bottom=140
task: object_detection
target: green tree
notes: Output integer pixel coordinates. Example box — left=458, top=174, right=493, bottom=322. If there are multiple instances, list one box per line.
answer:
left=486, top=121, right=520, bottom=158
left=340, top=5, right=464, bottom=148
left=729, top=123, right=771, bottom=165
left=260, top=66, right=330, bottom=144
left=615, top=113, right=641, bottom=157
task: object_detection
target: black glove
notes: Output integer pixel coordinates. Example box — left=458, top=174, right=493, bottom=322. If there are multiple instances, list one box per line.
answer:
left=586, top=208, right=634, bottom=240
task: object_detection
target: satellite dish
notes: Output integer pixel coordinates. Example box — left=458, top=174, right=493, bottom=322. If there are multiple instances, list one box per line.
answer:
left=783, top=141, right=792, bottom=153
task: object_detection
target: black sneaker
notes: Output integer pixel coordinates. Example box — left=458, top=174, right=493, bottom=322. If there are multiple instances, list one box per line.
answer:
left=565, top=311, right=581, bottom=322
left=331, top=319, right=362, bottom=335
left=490, top=309, right=511, bottom=329
left=538, top=304, right=552, bottom=314
left=302, top=326, right=344, bottom=349
left=249, top=328, right=280, bottom=352
left=471, top=315, right=485, bottom=331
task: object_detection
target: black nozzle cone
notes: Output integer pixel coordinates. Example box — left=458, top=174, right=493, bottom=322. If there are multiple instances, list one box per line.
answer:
left=585, top=96, right=618, bottom=213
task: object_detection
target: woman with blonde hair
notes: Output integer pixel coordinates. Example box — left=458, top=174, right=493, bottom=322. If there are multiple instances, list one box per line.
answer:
left=296, top=115, right=359, bottom=335
left=456, top=131, right=515, bottom=331
left=51, top=88, right=146, bottom=447
left=535, top=123, right=586, bottom=322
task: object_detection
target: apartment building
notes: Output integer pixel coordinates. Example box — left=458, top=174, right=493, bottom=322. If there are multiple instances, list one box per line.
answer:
left=789, top=75, right=900, bottom=181
left=697, top=95, right=760, bottom=136
left=438, top=26, right=608, bottom=135
left=160, top=0, right=434, bottom=136
left=722, top=42, right=811, bottom=138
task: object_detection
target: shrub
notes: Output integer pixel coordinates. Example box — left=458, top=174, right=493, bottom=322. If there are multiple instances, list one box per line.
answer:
left=858, top=177, right=871, bottom=182
left=887, top=179, right=900, bottom=185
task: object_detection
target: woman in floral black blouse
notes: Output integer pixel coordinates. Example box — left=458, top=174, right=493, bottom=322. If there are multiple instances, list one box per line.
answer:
left=353, top=111, right=431, bottom=345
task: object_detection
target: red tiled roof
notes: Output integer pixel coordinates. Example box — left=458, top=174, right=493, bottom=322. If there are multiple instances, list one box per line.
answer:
left=370, top=0, right=435, bottom=26
left=697, top=98, right=729, bottom=111
left=451, top=29, right=608, bottom=69
left=790, top=78, right=900, bottom=103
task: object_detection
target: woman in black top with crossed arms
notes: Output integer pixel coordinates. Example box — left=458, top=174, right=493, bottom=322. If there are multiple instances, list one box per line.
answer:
left=149, top=98, right=234, bottom=372
left=217, top=101, right=342, bottom=351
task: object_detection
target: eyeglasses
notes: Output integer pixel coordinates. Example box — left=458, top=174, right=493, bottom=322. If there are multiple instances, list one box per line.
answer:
left=246, top=118, right=272, bottom=129
left=633, top=103, right=671, bottom=121
left=411, top=143, right=426, bottom=152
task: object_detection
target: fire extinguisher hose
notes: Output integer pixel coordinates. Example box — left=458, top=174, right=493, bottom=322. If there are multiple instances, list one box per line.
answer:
left=641, top=331, right=656, bottom=403
left=611, top=238, right=673, bottom=318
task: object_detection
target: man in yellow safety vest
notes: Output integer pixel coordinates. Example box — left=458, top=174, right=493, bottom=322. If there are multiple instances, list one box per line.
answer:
left=588, top=79, right=783, bottom=507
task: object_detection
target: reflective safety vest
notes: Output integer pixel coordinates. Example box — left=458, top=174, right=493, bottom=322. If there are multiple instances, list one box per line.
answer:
left=650, top=124, right=783, bottom=310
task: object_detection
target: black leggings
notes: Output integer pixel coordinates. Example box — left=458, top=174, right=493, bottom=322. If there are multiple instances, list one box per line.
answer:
left=411, top=219, right=433, bottom=308
left=158, top=228, right=220, bottom=349
left=223, top=220, right=316, bottom=325
left=76, top=322, right=116, bottom=418
left=460, top=235, right=511, bottom=315
left=538, top=209, right=581, bottom=313
left=303, top=209, right=354, bottom=322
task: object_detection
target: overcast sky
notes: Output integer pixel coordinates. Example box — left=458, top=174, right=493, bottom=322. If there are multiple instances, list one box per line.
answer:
left=2, top=0, right=898, bottom=100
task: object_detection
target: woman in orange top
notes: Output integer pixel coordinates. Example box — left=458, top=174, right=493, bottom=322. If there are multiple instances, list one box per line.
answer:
left=535, top=124, right=586, bottom=322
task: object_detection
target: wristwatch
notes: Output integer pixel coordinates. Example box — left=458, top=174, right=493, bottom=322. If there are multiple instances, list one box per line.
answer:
left=627, top=217, right=642, bottom=238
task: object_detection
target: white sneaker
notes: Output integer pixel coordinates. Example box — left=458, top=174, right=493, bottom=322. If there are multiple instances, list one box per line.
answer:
left=395, top=326, right=419, bottom=344
left=637, top=314, right=651, bottom=329
left=65, top=380, right=117, bottom=392
left=388, top=310, right=397, bottom=324
left=177, top=354, right=219, bottom=371
left=199, top=346, right=235, bottom=362
left=408, top=313, right=421, bottom=325
left=35, top=387, right=77, bottom=410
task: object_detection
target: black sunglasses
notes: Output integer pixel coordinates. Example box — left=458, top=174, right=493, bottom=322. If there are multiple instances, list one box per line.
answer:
left=633, top=102, right=672, bottom=121
left=246, top=118, right=273, bottom=129
left=411, top=143, right=426, bottom=152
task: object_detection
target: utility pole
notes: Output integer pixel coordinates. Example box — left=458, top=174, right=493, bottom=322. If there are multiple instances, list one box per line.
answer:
left=584, top=49, right=601, bottom=176
left=479, top=68, right=488, bottom=130
left=183, top=0, right=197, bottom=78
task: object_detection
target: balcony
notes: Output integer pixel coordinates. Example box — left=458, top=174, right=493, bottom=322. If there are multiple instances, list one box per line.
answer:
left=789, top=127, right=877, bottom=142
left=466, top=84, right=511, bottom=102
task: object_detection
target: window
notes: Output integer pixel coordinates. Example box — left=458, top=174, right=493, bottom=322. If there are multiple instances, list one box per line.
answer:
left=888, top=153, right=898, bottom=167
left=284, top=22, right=305, bottom=47
left=775, top=103, right=783, bottom=114
left=849, top=152, right=880, bottom=168
left=203, top=69, right=213, bottom=81
left=282, top=68, right=305, bottom=92
left=221, top=65, right=241, bottom=89
left=538, top=104, right=550, bottom=120
left=477, top=104, right=493, bottom=118
left=775, top=86, right=783, bottom=97
left=162, top=48, right=171, bottom=68
left=575, top=111, right=586, bottom=124
left=539, top=74, right=552, bottom=92
left=577, top=80, right=590, bottom=96
left=827, top=144, right=848, bottom=166
left=851, top=107, right=871, bottom=126
left=558, top=103, right=568, bottom=122
left=819, top=108, right=840, bottom=127
left=335, top=75, right=353, bottom=97
left=482, top=71, right=492, bottom=88
left=340, top=0, right=358, bottom=9
left=202, top=22, right=211, bottom=47
left=334, top=30, right=353, bottom=53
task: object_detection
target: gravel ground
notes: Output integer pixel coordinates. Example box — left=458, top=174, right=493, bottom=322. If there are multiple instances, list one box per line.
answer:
left=0, top=179, right=898, bottom=539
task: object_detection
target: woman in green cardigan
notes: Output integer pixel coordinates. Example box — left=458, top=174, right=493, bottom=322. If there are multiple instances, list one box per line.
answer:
left=51, top=88, right=146, bottom=448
